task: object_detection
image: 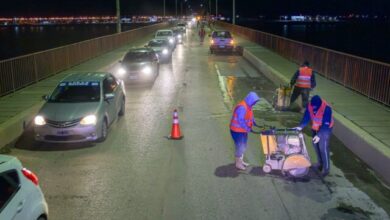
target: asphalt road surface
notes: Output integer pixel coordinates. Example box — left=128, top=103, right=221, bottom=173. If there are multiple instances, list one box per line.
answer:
left=9, top=27, right=390, bottom=220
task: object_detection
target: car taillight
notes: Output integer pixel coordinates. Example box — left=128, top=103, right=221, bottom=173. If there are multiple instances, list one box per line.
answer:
left=230, top=40, right=234, bottom=45
left=22, top=168, right=39, bottom=186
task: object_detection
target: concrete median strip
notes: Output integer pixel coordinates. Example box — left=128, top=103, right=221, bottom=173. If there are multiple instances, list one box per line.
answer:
left=242, top=48, right=390, bottom=185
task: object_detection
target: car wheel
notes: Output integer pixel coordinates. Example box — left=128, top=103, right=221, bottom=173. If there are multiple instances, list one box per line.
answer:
left=118, top=98, right=125, bottom=116
left=97, top=119, right=108, bottom=142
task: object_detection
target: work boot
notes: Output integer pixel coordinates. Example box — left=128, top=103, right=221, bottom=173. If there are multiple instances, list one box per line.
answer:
left=240, top=156, right=249, bottom=167
left=235, top=157, right=246, bottom=170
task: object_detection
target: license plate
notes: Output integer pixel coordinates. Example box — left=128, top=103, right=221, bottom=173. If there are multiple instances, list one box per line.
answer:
left=219, top=45, right=225, bottom=48
left=57, top=130, right=70, bottom=136
left=129, top=75, right=138, bottom=80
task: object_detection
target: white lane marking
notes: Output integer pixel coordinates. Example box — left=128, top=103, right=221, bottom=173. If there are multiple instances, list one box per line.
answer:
left=215, top=63, right=233, bottom=106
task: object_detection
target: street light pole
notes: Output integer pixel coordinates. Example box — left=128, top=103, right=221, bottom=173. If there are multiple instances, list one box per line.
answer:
left=181, top=1, right=183, bottom=16
left=232, top=0, right=236, bottom=25
left=216, top=0, right=218, bottom=17
left=116, top=0, right=121, bottom=33
left=176, top=0, right=178, bottom=17
left=163, top=0, right=166, bottom=17
left=209, top=0, right=211, bottom=15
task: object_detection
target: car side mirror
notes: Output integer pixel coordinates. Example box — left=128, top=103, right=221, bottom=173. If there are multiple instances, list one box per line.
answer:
left=104, top=93, right=115, bottom=101
left=42, top=95, right=49, bottom=101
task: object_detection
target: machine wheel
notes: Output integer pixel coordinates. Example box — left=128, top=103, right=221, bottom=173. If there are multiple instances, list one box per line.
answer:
left=262, top=164, right=272, bottom=173
left=118, top=98, right=125, bottom=116
left=37, top=215, right=47, bottom=220
left=97, top=119, right=108, bottom=143
left=287, top=168, right=309, bottom=178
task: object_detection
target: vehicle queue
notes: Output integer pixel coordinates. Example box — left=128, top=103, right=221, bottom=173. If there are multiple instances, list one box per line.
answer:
left=1, top=20, right=191, bottom=220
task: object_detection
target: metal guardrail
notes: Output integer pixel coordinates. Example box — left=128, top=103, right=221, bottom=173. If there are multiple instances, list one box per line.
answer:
left=0, top=22, right=168, bottom=97
left=216, top=21, right=390, bottom=106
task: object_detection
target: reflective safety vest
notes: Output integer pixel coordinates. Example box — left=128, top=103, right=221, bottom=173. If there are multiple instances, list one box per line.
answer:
left=230, top=101, right=253, bottom=133
left=308, top=99, right=334, bottom=131
left=296, top=67, right=313, bottom=88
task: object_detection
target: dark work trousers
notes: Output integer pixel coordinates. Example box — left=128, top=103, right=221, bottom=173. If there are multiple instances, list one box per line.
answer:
left=290, top=87, right=310, bottom=108
left=312, top=130, right=332, bottom=176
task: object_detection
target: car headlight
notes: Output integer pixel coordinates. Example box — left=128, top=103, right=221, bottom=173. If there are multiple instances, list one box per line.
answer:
left=142, top=66, right=152, bottom=75
left=80, top=115, right=97, bottom=125
left=162, top=48, right=169, bottom=55
left=117, top=67, right=126, bottom=76
left=177, top=34, right=182, bottom=39
left=169, top=38, right=174, bottom=44
left=34, top=115, right=46, bottom=126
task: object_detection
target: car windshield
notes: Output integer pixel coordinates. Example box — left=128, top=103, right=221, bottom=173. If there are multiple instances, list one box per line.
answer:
left=212, top=31, right=232, bottom=38
left=177, top=24, right=185, bottom=27
left=172, top=29, right=181, bottom=34
left=48, top=81, right=101, bottom=103
left=156, top=31, right=172, bottom=37
left=124, top=51, right=151, bottom=62
left=148, top=40, right=168, bottom=47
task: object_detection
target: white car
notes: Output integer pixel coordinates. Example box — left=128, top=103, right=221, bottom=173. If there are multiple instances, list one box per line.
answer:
left=154, top=29, right=176, bottom=49
left=0, top=155, right=48, bottom=220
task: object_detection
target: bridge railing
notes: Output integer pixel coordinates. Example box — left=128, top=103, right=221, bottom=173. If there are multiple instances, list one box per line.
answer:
left=0, top=22, right=167, bottom=97
left=216, top=21, right=390, bottom=106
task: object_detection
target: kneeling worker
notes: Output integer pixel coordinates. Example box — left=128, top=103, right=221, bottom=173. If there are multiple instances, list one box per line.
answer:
left=295, top=95, right=334, bottom=177
left=230, top=92, right=260, bottom=170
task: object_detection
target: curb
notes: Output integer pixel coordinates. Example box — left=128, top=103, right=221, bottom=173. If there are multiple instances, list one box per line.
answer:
left=0, top=102, right=44, bottom=153
left=242, top=48, right=390, bottom=185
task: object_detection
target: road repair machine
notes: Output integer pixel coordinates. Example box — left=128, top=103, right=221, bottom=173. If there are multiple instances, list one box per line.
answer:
left=260, top=128, right=311, bottom=178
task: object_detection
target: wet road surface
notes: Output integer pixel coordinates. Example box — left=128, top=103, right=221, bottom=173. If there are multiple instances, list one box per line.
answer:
left=8, top=27, right=390, bottom=220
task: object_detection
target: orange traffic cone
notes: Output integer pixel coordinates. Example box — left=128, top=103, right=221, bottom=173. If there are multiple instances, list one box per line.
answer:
left=169, top=109, right=183, bottom=140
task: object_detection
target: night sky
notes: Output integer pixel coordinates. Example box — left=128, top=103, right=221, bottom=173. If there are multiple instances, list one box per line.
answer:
left=0, top=0, right=389, bottom=17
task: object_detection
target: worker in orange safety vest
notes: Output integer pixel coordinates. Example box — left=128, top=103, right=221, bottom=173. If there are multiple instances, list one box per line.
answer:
left=290, top=61, right=316, bottom=111
left=230, top=92, right=260, bottom=170
left=294, top=95, right=334, bottom=177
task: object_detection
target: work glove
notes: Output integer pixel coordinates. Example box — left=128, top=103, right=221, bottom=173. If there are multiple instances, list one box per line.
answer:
left=293, top=127, right=302, bottom=131
left=313, top=135, right=320, bottom=144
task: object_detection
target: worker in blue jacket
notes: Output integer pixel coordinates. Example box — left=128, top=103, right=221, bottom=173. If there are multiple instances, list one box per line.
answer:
left=230, top=92, right=260, bottom=170
left=295, top=95, right=334, bottom=177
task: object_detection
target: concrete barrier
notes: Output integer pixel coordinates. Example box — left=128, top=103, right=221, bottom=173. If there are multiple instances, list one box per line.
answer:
left=243, top=48, right=390, bottom=185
